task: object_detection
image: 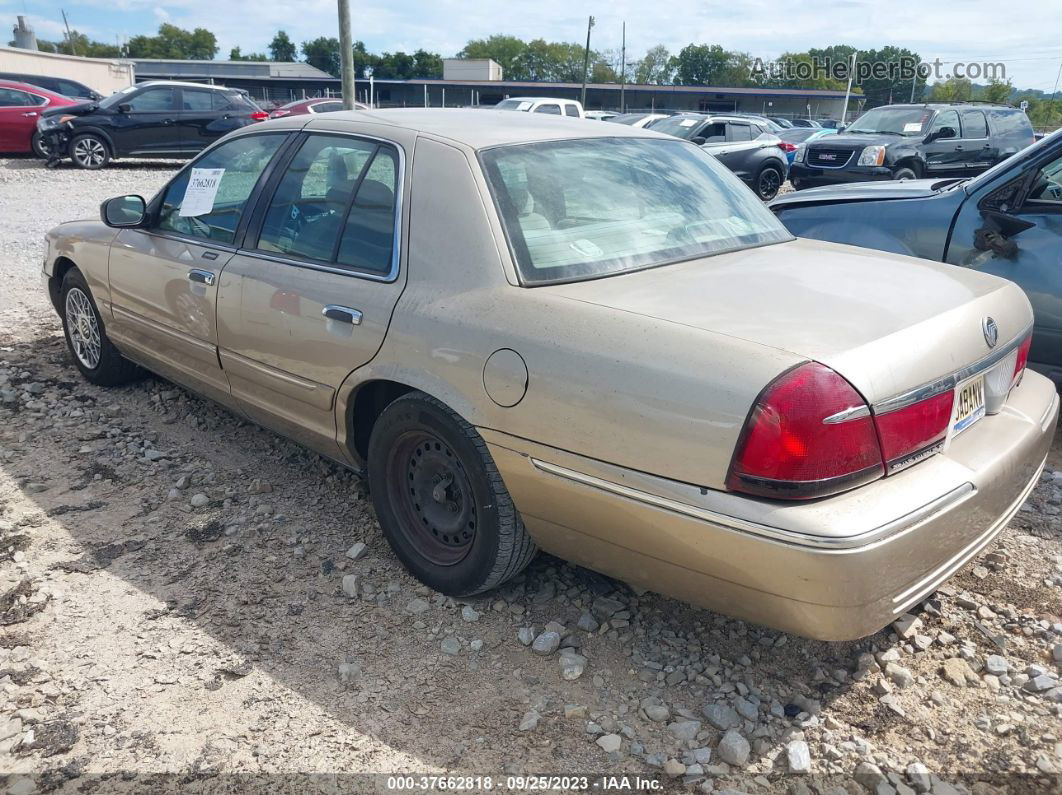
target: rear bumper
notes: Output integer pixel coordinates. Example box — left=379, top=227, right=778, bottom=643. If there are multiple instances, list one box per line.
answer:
left=484, top=371, right=1059, bottom=640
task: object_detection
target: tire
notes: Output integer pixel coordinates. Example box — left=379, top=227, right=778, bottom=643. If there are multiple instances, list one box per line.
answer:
left=892, top=166, right=918, bottom=181
left=367, top=391, right=536, bottom=596
left=69, top=133, right=110, bottom=169
left=31, top=131, right=51, bottom=159
left=755, top=163, right=784, bottom=201
left=59, top=269, right=142, bottom=386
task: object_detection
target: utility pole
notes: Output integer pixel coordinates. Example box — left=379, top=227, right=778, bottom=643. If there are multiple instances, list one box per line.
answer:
left=620, top=21, right=626, bottom=113
left=840, top=52, right=857, bottom=124
left=337, top=0, right=355, bottom=109
left=61, top=9, right=76, bottom=56
left=580, top=15, right=594, bottom=109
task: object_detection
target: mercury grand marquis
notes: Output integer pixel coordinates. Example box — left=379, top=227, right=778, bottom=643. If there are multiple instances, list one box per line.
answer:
left=42, top=109, right=1059, bottom=640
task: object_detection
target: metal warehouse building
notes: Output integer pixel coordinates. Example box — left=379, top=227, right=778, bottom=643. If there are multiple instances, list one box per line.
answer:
left=132, top=58, right=861, bottom=119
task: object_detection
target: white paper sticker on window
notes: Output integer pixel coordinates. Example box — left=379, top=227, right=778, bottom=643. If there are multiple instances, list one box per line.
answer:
left=179, top=168, right=225, bottom=217
left=516, top=101, right=532, bottom=111
left=680, top=119, right=698, bottom=127
left=903, top=122, right=923, bottom=133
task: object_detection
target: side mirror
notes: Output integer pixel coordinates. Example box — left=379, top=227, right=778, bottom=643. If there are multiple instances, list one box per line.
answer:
left=927, top=126, right=956, bottom=142
left=837, top=125, right=846, bottom=133
left=690, top=136, right=707, bottom=145
left=117, top=103, right=132, bottom=113
left=101, top=195, right=147, bottom=228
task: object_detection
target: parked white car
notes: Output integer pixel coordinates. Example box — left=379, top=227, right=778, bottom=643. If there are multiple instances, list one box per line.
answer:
left=495, top=97, right=584, bottom=119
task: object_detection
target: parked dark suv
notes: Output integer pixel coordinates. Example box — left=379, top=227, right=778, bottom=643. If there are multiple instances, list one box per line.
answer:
left=789, top=103, right=1034, bottom=189
left=0, top=72, right=101, bottom=101
left=652, top=113, right=789, bottom=200
left=36, top=81, right=267, bottom=169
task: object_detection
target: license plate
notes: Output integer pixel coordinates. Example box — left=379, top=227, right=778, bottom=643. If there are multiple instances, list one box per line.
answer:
left=952, top=375, right=986, bottom=435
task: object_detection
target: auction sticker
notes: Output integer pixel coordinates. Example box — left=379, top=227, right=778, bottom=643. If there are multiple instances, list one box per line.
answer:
left=180, top=168, right=225, bottom=217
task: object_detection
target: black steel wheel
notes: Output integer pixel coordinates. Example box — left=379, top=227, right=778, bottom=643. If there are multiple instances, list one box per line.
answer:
left=367, top=391, right=536, bottom=596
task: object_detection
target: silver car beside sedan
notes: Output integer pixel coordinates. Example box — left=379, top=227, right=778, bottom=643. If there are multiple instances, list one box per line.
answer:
left=41, top=109, right=1058, bottom=640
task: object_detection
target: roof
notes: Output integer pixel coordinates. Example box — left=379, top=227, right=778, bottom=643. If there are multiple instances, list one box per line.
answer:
left=137, top=79, right=237, bottom=90
left=132, top=59, right=337, bottom=81
left=382, top=78, right=862, bottom=98
left=292, top=108, right=666, bottom=149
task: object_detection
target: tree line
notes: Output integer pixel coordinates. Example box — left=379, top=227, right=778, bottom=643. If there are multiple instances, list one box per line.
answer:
left=24, top=24, right=1060, bottom=123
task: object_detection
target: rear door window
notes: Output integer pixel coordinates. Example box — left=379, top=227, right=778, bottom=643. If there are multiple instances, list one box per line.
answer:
left=534, top=104, right=561, bottom=115
left=181, top=89, right=216, bottom=112
left=564, top=104, right=580, bottom=117
left=961, top=111, right=988, bottom=139
left=727, top=123, right=753, bottom=142
left=255, top=134, right=393, bottom=267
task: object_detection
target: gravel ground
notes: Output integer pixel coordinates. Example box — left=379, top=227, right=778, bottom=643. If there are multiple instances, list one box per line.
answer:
left=1, top=157, right=1061, bottom=794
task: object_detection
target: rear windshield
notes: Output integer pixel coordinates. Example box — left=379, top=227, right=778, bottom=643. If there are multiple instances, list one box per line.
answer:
left=846, top=107, right=932, bottom=136
left=480, top=137, right=792, bottom=285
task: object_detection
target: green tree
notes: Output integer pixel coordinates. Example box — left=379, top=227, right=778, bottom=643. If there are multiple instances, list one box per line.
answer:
left=374, top=51, right=416, bottom=79
left=269, top=30, right=297, bottom=62
left=412, top=49, right=443, bottom=79
left=125, top=23, right=217, bottom=60
left=768, top=52, right=847, bottom=90
left=930, top=77, right=973, bottom=102
left=671, top=44, right=735, bottom=86
left=302, top=36, right=341, bottom=77
left=229, top=46, right=267, bottom=61
left=633, top=45, right=673, bottom=85
left=458, top=35, right=529, bottom=80
left=36, top=31, right=122, bottom=58
left=854, top=46, right=923, bottom=107
left=980, top=78, right=1013, bottom=104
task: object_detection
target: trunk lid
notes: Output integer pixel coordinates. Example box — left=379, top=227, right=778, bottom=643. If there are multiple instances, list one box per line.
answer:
left=546, top=237, right=1032, bottom=404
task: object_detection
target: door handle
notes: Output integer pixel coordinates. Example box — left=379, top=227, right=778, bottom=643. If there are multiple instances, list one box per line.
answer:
left=162, top=118, right=174, bottom=125
left=21, top=112, right=38, bottom=117
left=188, top=269, right=216, bottom=286
left=322, top=305, right=362, bottom=325
left=954, top=145, right=964, bottom=151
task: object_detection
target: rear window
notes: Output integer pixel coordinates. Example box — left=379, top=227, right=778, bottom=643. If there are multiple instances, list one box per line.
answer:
left=480, top=138, right=792, bottom=285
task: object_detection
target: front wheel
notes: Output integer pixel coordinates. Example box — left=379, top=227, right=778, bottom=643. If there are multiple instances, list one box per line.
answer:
left=60, top=269, right=142, bottom=386
left=892, top=166, right=918, bottom=181
left=755, top=164, right=784, bottom=201
left=69, top=133, right=110, bottom=169
left=367, top=392, right=536, bottom=596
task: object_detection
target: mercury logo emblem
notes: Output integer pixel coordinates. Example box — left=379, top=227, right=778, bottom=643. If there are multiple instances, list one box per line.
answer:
left=982, top=317, right=998, bottom=348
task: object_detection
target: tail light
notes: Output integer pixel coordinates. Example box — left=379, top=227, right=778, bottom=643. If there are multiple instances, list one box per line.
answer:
left=1012, top=333, right=1032, bottom=387
left=727, top=363, right=884, bottom=499
left=729, top=362, right=963, bottom=500
left=777, top=141, right=798, bottom=153
left=250, top=111, right=270, bottom=121
left=873, top=392, right=953, bottom=472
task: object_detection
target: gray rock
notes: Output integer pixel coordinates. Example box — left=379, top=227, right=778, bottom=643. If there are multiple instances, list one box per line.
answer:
left=786, top=740, right=811, bottom=774
left=596, top=733, right=622, bottom=753
left=577, top=611, right=600, bottom=632
left=190, top=493, right=209, bottom=507
left=341, top=574, right=359, bottom=598
left=591, top=596, right=625, bottom=620
left=519, top=711, right=540, bottom=731
left=440, top=637, right=461, bottom=655
left=143, top=449, right=165, bottom=461
left=885, top=662, right=915, bottom=688
left=532, top=630, right=561, bottom=656
left=984, top=655, right=1009, bottom=676
left=854, top=762, right=887, bottom=790
left=407, top=598, right=430, bottom=615
left=892, top=614, right=922, bottom=639
left=716, top=729, right=750, bottom=767
left=906, top=762, right=931, bottom=792
left=559, top=652, right=587, bottom=680
left=1024, top=674, right=1057, bottom=693
left=663, top=759, right=686, bottom=777
left=644, top=704, right=671, bottom=723
left=734, top=697, right=758, bottom=721
left=703, top=703, right=741, bottom=730
left=517, top=627, right=535, bottom=646
left=461, top=605, right=480, bottom=622
left=668, top=719, right=701, bottom=741
left=470, top=639, right=484, bottom=652
left=337, top=662, right=361, bottom=684
left=345, top=542, right=367, bottom=561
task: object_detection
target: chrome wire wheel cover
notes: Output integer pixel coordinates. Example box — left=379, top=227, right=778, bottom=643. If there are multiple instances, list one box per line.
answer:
left=72, top=137, right=106, bottom=167
left=65, top=288, right=101, bottom=369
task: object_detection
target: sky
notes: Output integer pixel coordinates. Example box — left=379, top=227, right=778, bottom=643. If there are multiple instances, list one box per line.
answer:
left=9, top=0, right=1062, bottom=92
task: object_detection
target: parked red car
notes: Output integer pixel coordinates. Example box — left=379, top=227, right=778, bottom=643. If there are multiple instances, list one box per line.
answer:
left=268, top=97, right=367, bottom=118
left=0, top=80, right=79, bottom=157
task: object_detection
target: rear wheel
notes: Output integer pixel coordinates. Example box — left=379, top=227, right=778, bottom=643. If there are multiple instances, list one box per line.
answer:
left=367, top=391, right=536, bottom=596
left=755, top=163, right=784, bottom=201
left=69, top=134, right=110, bottom=169
left=31, top=132, right=51, bottom=159
left=60, top=269, right=142, bottom=386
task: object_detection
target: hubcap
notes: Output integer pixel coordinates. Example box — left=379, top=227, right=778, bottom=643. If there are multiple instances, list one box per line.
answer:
left=73, top=138, right=105, bottom=167
left=387, top=431, right=476, bottom=566
left=65, top=288, right=101, bottom=369
left=760, top=170, right=780, bottom=198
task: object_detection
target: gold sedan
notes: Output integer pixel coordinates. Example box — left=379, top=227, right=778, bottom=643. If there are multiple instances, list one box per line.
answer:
left=42, top=110, right=1058, bottom=640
